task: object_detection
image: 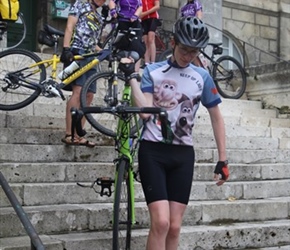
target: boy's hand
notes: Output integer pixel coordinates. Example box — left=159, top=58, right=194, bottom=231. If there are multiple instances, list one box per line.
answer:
left=214, top=160, right=229, bottom=186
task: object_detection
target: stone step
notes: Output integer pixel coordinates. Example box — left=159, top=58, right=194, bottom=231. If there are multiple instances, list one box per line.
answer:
left=1, top=179, right=290, bottom=208
left=1, top=197, right=289, bottom=238
left=0, top=143, right=290, bottom=163
left=0, top=219, right=289, bottom=249
left=1, top=107, right=289, bottom=133
left=1, top=127, right=289, bottom=150
left=1, top=162, right=289, bottom=183
left=0, top=99, right=278, bottom=120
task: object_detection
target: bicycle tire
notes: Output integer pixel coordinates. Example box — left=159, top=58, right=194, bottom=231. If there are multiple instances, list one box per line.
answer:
left=112, top=158, right=132, bottom=250
left=0, top=48, right=46, bottom=111
left=80, top=71, right=143, bottom=138
left=0, top=12, right=27, bottom=51
left=212, top=55, right=247, bottom=99
left=157, top=48, right=172, bottom=62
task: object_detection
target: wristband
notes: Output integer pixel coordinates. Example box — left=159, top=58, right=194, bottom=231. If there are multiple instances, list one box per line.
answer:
left=126, top=73, right=140, bottom=81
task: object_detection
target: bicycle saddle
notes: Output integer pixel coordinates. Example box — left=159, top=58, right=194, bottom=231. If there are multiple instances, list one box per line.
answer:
left=44, top=24, right=64, bottom=37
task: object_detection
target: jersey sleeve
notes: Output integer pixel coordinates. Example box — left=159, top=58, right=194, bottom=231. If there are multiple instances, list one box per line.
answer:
left=195, top=67, right=221, bottom=108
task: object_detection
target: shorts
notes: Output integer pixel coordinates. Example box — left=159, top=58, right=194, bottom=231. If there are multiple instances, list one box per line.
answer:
left=142, top=18, right=159, bottom=35
left=138, top=140, right=195, bottom=205
left=63, top=48, right=97, bottom=93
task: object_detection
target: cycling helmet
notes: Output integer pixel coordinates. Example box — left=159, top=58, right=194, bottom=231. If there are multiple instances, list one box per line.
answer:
left=173, top=16, right=209, bottom=48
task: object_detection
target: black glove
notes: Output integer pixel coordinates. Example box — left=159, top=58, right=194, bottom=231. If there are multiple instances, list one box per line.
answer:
left=214, top=160, right=229, bottom=181
left=101, top=4, right=109, bottom=18
left=60, top=47, right=74, bottom=64
left=119, top=62, right=140, bottom=81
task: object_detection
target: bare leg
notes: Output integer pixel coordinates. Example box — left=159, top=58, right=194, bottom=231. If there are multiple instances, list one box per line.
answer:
left=65, top=85, right=82, bottom=135
left=146, top=200, right=170, bottom=250
left=143, top=34, right=150, bottom=64
left=147, top=31, right=156, bottom=63
left=165, top=201, right=187, bottom=250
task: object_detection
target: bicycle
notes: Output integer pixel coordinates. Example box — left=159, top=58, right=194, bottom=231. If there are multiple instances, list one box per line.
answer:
left=0, top=18, right=128, bottom=111
left=71, top=97, right=168, bottom=250
left=0, top=12, right=26, bottom=50
left=158, top=42, right=247, bottom=99
left=154, top=20, right=172, bottom=62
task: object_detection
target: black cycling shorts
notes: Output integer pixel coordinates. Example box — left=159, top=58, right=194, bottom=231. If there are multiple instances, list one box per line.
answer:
left=142, top=18, right=159, bottom=35
left=138, top=140, right=195, bottom=205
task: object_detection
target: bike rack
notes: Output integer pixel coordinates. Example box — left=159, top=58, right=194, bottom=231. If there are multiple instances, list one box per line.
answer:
left=0, top=171, right=45, bottom=250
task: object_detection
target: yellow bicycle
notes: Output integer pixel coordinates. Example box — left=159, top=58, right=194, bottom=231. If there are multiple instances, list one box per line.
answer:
left=0, top=23, right=111, bottom=111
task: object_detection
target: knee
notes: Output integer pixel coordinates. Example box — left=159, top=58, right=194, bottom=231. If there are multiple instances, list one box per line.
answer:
left=167, top=223, right=181, bottom=239
left=151, top=217, right=170, bottom=235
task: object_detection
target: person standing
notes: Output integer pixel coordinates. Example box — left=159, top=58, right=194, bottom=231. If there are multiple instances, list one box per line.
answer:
left=180, top=0, right=203, bottom=19
left=119, top=16, right=229, bottom=250
left=60, top=0, right=106, bottom=147
left=140, top=0, right=160, bottom=66
left=108, top=0, right=145, bottom=68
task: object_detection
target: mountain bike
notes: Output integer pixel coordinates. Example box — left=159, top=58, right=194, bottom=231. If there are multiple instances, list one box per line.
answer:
left=0, top=18, right=132, bottom=111
left=0, top=12, right=26, bottom=50
left=72, top=103, right=167, bottom=250
left=158, top=42, right=247, bottom=99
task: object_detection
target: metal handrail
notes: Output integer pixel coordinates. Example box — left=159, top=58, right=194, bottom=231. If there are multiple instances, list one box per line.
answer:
left=0, top=171, right=45, bottom=250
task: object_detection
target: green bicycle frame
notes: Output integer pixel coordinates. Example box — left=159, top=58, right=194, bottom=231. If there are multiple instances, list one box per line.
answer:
left=115, top=82, right=141, bottom=226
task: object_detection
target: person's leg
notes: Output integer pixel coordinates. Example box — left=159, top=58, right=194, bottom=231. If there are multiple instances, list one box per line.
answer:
left=166, top=201, right=187, bottom=250
left=143, top=33, right=150, bottom=64
left=65, top=84, right=82, bottom=135
left=146, top=200, right=170, bottom=250
left=147, top=30, right=156, bottom=63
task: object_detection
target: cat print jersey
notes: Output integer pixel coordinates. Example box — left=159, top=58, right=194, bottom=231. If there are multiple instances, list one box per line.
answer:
left=140, top=59, right=221, bottom=146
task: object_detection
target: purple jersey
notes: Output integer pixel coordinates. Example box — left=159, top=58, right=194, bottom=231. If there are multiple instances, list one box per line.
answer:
left=180, top=0, right=202, bottom=17
left=112, top=0, right=142, bottom=21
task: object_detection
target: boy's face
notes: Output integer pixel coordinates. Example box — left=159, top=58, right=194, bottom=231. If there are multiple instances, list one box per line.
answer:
left=172, top=40, right=200, bottom=67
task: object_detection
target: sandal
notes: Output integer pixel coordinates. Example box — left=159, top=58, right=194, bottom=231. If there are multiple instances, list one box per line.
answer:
left=61, top=134, right=95, bottom=148
left=77, top=137, right=96, bottom=148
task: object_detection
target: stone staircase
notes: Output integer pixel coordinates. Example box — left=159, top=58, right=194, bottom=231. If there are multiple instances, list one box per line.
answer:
left=0, top=95, right=290, bottom=250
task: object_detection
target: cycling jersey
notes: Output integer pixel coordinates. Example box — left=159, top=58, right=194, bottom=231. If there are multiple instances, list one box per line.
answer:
left=180, top=0, right=202, bottom=17
left=141, top=59, right=221, bottom=146
left=111, top=0, right=142, bottom=21
left=141, top=0, right=159, bottom=20
left=68, top=0, right=103, bottom=52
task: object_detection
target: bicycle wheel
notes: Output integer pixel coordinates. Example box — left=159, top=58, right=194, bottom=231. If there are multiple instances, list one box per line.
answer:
left=80, top=71, right=143, bottom=138
left=0, top=12, right=26, bottom=50
left=157, top=48, right=172, bottom=62
left=212, top=56, right=247, bottom=99
left=0, top=48, right=46, bottom=110
left=113, top=158, right=132, bottom=250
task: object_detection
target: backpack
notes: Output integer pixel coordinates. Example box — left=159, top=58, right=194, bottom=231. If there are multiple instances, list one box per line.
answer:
left=0, top=0, right=19, bottom=21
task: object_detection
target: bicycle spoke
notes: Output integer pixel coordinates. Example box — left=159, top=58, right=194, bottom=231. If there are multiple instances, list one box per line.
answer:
left=80, top=71, right=143, bottom=137
left=0, top=12, right=26, bottom=51
left=0, top=49, right=45, bottom=110
left=213, top=56, right=247, bottom=99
